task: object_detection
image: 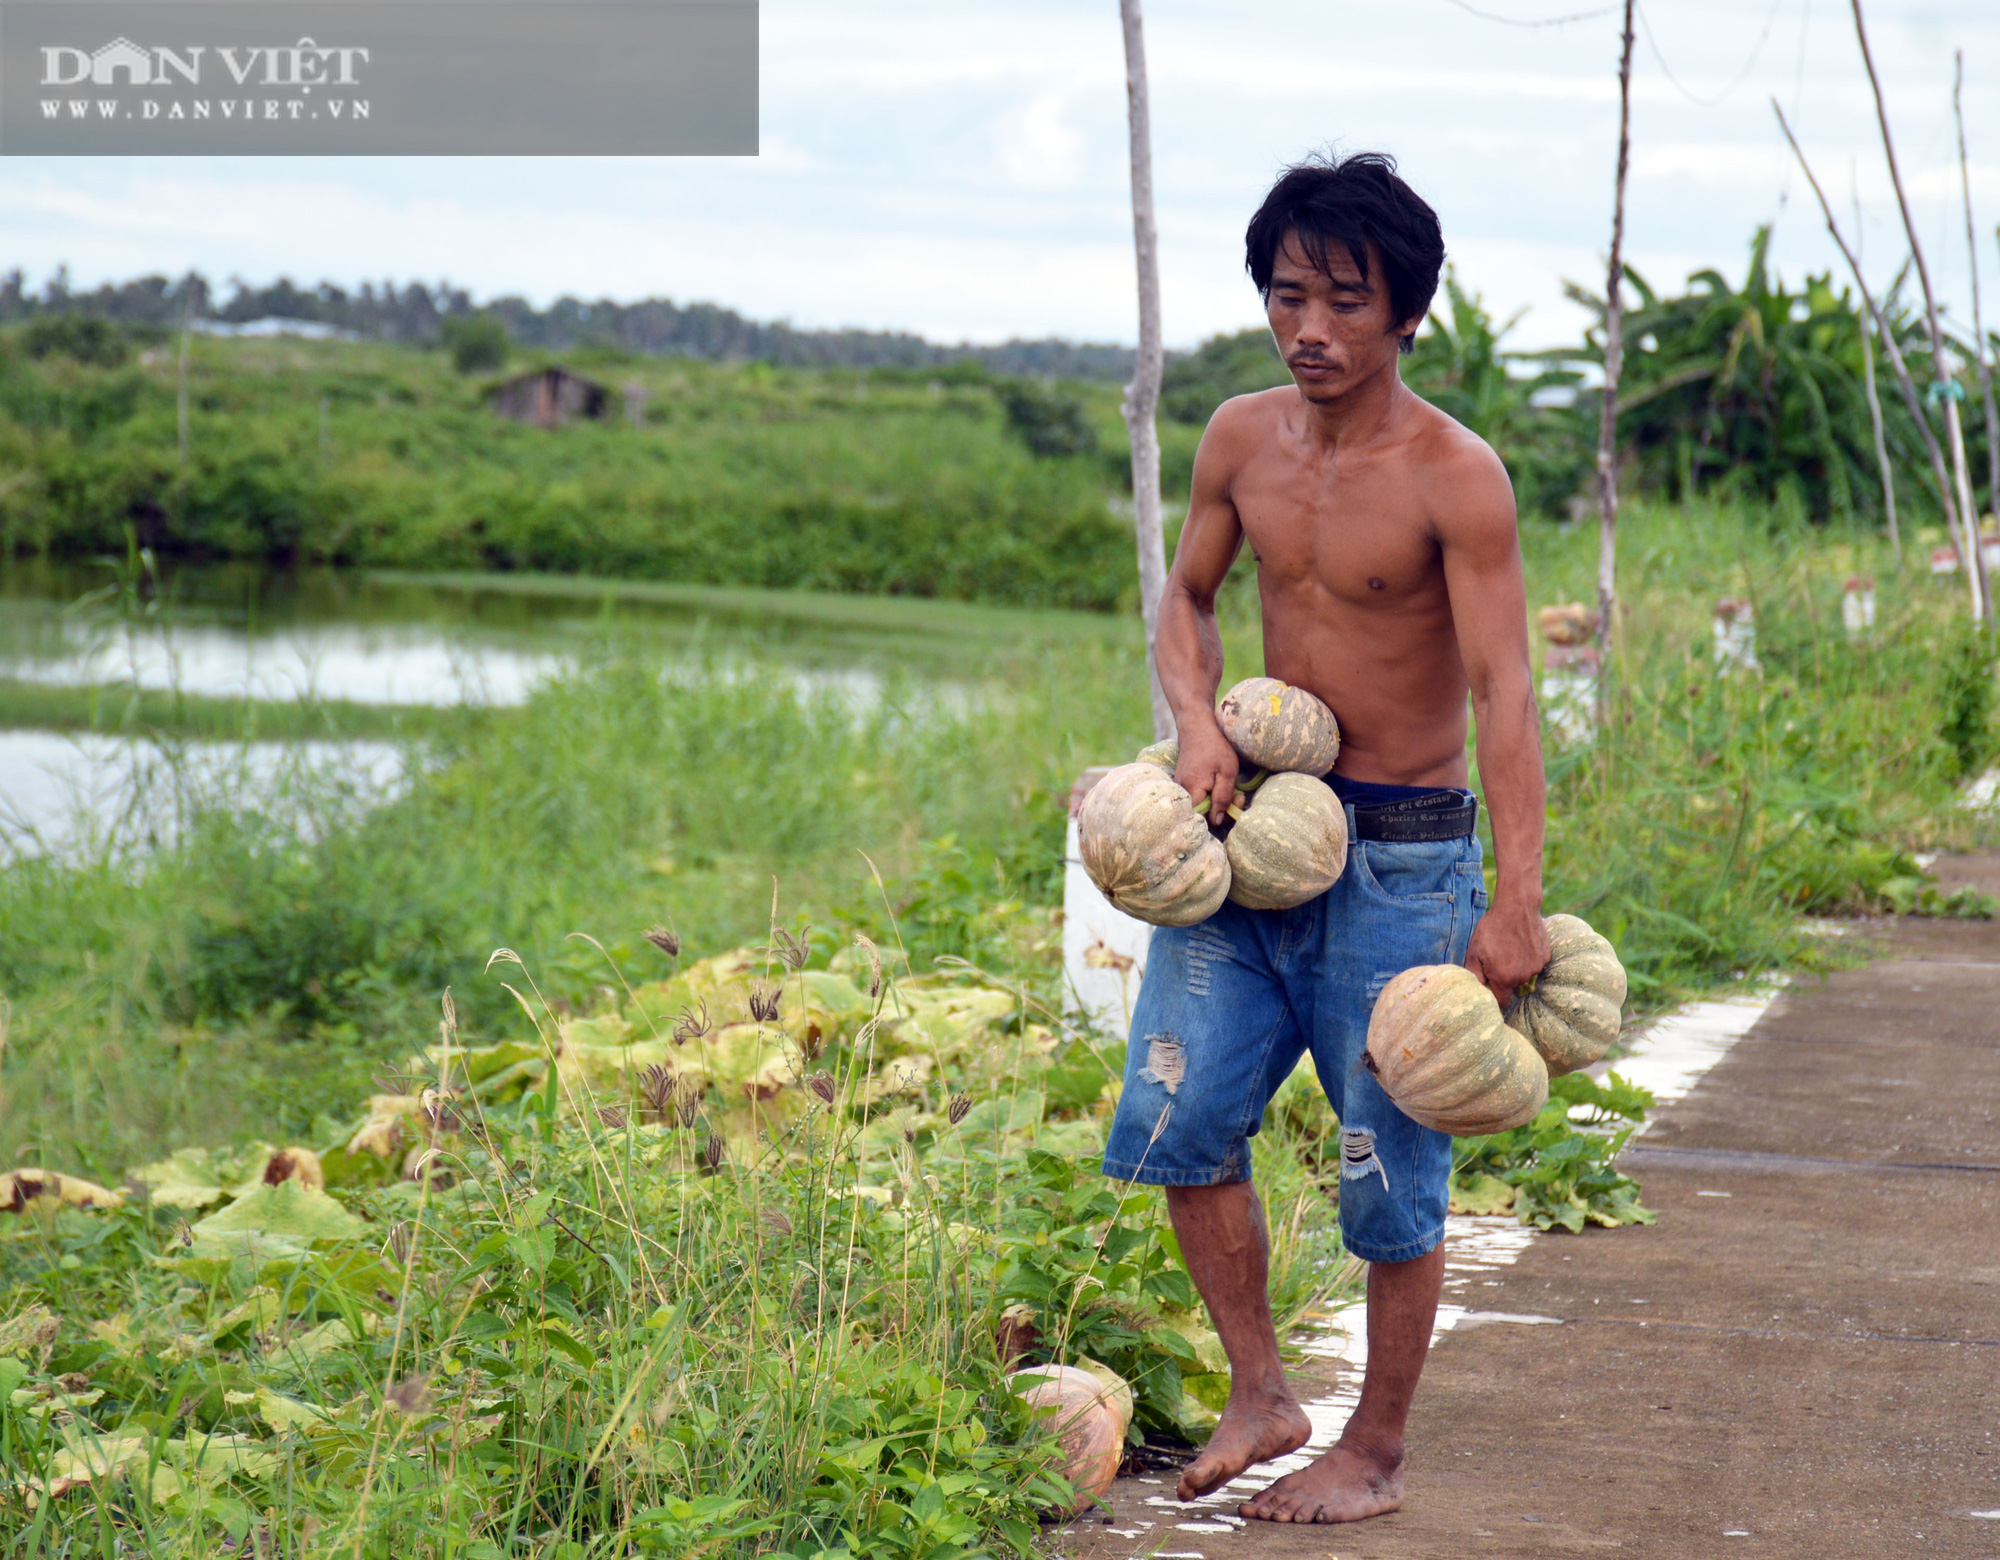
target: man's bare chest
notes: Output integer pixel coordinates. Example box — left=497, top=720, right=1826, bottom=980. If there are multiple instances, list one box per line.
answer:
left=1229, top=455, right=1441, bottom=605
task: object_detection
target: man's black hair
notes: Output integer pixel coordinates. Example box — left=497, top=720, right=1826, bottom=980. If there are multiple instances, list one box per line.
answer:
left=1245, top=151, right=1444, bottom=355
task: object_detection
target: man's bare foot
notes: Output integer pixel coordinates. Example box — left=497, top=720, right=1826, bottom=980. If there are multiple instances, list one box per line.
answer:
left=1238, top=1439, right=1405, bottom=1523
left=1175, top=1393, right=1312, bottom=1500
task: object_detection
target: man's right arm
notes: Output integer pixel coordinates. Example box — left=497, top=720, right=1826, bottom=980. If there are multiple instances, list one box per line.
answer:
left=1157, top=400, right=1252, bottom=825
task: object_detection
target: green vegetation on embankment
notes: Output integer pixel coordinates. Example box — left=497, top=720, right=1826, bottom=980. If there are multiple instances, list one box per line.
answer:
left=0, top=335, right=1171, bottom=611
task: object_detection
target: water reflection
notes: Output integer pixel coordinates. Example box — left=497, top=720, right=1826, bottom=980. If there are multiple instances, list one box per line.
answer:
left=0, top=562, right=1023, bottom=858
left=1, top=622, right=565, bottom=706
left=0, top=561, right=1016, bottom=708
left=0, top=729, right=407, bottom=862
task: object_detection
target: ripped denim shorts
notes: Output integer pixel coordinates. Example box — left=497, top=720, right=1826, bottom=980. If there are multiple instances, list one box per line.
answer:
left=1099, top=827, right=1486, bottom=1265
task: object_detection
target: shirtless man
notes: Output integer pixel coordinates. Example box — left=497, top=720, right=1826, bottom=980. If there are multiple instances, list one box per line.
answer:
left=1098, top=152, right=1550, bottom=1524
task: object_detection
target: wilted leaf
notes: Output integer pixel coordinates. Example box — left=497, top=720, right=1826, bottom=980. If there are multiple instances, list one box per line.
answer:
left=1, top=1168, right=124, bottom=1213
left=0, top=1302, right=60, bottom=1357
left=1449, top=1172, right=1518, bottom=1216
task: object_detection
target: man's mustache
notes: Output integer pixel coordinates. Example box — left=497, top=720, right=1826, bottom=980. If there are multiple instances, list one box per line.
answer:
left=1287, top=354, right=1334, bottom=369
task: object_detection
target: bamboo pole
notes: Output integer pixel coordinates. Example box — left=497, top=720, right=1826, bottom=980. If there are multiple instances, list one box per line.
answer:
left=1851, top=0, right=1984, bottom=618
left=1853, top=167, right=1899, bottom=554
left=1848, top=165, right=1896, bottom=552
left=1118, top=0, right=1173, bottom=742
left=1859, top=305, right=1901, bottom=556
left=1778, top=105, right=1958, bottom=575
left=177, top=291, right=190, bottom=469
left=1958, top=53, right=2000, bottom=546
left=1595, top=0, right=1636, bottom=696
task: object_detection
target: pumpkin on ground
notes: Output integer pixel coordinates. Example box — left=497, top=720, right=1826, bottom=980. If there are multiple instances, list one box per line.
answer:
left=1008, top=1363, right=1131, bottom=1513
left=1224, top=771, right=1348, bottom=909
left=1216, top=677, right=1340, bottom=775
left=1364, top=965, right=1549, bottom=1136
left=1505, top=913, right=1627, bottom=1075
left=1078, top=762, right=1230, bottom=927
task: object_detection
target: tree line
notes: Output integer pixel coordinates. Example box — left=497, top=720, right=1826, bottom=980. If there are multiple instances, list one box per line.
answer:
left=9, top=225, right=1998, bottom=528
left=1159, top=228, right=1999, bottom=529
left=0, top=267, right=1136, bottom=381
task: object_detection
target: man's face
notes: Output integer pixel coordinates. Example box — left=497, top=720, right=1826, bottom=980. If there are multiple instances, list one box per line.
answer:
left=1264, top=232, right=1417, bottom=403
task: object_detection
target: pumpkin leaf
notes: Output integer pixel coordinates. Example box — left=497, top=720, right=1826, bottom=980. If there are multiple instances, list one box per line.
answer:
left=190, top=1182, right=366, bottom=1246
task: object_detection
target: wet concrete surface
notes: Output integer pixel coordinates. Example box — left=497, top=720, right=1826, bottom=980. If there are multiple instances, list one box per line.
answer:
left=1060, top=858, right=2000, bottom=1560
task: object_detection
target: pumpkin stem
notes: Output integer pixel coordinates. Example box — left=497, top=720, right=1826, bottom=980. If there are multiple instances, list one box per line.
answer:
left=1236, top=768, right=1269, bottom=795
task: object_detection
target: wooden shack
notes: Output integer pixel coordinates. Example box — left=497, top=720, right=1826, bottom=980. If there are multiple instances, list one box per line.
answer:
left=490, top=366, right=609, bottom=428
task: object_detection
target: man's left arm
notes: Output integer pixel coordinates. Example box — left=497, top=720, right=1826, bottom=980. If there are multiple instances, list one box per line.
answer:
left=1436, top=439, right=1550, bottom=1003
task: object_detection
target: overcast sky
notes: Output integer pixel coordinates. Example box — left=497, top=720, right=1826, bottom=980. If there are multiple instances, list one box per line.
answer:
left=4, top=0, right=1998, bottom=352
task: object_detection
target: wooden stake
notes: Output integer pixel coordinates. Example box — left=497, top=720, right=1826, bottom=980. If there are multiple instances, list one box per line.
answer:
left=1119, top=0, right=1173, bottom=741
left=1859, top=304, right=1901, bottom=556
left=1595, top=0, right=1636, bottom=699
left=177, top=292, right=190, bottom=469
left=1851, top=0, right=1984, bottom=618
left=1853, top=168, right=1899, bottom=555
left=1957, top=53, right=2000, bottom=555
left=1778, top=105, right=1959, bottom=578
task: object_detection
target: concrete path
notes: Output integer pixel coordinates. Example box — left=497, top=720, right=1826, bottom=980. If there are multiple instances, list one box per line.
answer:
left=1062, top=854, right=2000, bottom=1560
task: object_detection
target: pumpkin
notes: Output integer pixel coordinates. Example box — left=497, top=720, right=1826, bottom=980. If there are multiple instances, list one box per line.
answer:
left=1077, top=762, right=1230, bottom=927
left=1134, top=737, right=1179, bottom=772
left=1216, top=677, right=1340, bottom=774
left=1363, top=965, right=1548, bottom=1136
left=1505, top=913, right=1627, bottom=1076
left=1009, top=1363, right=1131, bottom=1513
left=1224, top=771, right=1348, bottom=909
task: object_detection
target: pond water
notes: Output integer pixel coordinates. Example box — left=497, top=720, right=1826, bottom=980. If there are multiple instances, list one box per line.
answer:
left=0, top=562, right=1030, bottom=702
left=0, top=561, right=1114, bottom=857
left=1, top=729, right=407, bottom=861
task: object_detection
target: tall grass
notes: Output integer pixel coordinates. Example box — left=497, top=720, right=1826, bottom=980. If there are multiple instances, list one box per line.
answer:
left=3, top=499, right=1994, bottom=1172
left=0, top=627, right=1154, bottom=1173
left=1514, top=499, right=1995, bottom=994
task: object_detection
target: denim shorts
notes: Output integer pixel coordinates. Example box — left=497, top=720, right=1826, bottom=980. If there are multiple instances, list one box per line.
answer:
left=1100, top=823, right=1487, bottom=1265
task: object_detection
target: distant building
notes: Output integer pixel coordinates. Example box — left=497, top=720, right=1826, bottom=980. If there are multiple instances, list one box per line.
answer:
left=490, top=366, right=609, bottom=428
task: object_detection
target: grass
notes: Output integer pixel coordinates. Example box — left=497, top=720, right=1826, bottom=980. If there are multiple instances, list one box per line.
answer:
left=0, top=940, right=1346, bottom=1559
left=0, top=495, right=1993, bottom=1556
left=1512, top=500, right=1996, bottom=995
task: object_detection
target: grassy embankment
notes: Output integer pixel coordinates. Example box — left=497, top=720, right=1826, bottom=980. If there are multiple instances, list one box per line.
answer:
left=0, top=333, right=1190, bottom=611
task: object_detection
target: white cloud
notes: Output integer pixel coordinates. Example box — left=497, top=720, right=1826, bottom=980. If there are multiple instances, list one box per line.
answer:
left=994, top=94, right=1090, bottom=190
left=4, top=0, right=1999, bottom=352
